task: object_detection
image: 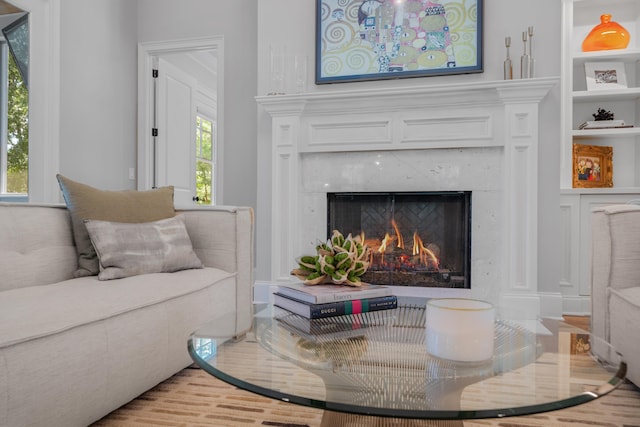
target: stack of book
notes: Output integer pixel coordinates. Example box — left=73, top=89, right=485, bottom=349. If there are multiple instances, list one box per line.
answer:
left=273, top=282, right=397, bottom=319
left=275, top=310, right=379, bottom=342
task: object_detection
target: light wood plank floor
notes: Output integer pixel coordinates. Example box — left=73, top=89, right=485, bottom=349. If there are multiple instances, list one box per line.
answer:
left=563, top=315, right=590, bottom=331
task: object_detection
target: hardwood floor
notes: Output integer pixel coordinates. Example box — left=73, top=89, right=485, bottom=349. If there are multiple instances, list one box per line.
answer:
left=563, top=315, right=590, bottom=331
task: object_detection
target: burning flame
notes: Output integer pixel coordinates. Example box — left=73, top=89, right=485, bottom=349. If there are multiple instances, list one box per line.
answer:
left=413, top=232, right=440, bottom=269
left=368, top=219, right=441, bottom=270
left=391, top=219, right=404, bottom=250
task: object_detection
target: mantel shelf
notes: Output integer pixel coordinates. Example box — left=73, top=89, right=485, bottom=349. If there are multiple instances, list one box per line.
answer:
left=256, top=77, right=559, bottom=116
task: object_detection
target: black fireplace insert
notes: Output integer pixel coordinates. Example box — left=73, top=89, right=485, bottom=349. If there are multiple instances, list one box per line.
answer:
left=327, top=192, right=471, bottom=288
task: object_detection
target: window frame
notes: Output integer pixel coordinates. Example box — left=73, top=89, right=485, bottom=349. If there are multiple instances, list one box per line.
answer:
left=195, top=111, right=216, bottom=205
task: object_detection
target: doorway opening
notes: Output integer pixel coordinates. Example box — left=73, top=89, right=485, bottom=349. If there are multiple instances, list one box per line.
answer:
left=138, top=37, right=223, bottom=207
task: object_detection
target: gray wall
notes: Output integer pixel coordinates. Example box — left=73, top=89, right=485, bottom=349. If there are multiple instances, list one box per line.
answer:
left=137, top=0, right=257, bottom=208
left=55, top=0, right=258, bottom=211
left=58, top=0, right=138, bottom=191
left=255, top=0, right=562, bottom=296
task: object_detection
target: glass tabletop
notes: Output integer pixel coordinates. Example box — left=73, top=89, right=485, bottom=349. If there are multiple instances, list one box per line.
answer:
left=188, top=297, right=627, bottom=420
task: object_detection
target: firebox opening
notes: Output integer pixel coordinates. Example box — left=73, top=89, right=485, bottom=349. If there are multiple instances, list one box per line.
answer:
left=327, top=192, right=471, bottom=289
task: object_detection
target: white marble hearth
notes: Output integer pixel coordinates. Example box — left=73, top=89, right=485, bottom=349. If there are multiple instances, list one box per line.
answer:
left=257, top=78, right=557, bottom=318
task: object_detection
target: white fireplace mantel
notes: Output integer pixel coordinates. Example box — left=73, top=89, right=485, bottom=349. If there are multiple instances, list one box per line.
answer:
left=257, top=77, right=558, bottom=317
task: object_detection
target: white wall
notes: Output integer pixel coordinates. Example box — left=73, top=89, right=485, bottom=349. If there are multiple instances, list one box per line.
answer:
left=58, top=0, right=138, bottom=191
left=137, top=0, right=258, bottom=208
left=255, top=0, right=562, bottom=296
left=26, top=0, right=256, bottom=212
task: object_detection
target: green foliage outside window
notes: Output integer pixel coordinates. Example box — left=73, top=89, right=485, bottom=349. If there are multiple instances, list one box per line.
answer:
left=196, top=160, right=212, bottom=205
left=6, top=52, right=28, bottom=193
left=195, top=116, right=214, bottom=205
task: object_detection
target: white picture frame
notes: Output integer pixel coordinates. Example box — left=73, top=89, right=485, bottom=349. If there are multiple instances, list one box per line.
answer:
left=585, top=62, right=627, bottom=91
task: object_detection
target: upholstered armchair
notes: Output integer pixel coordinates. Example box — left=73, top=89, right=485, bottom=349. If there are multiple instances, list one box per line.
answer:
left=591, top=204, right=640, bottom=386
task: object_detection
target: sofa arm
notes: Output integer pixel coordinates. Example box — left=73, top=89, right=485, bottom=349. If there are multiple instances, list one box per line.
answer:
left=177, top=206, right=254, bottom=334
left=591, top=204, right=640, bottom=341
left=592, top=204, right=640, bottom=292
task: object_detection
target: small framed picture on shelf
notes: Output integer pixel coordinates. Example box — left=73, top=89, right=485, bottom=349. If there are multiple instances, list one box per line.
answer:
left=572, top=144, right=613, bottom=188
left=585, top=62, right=627, bottom=91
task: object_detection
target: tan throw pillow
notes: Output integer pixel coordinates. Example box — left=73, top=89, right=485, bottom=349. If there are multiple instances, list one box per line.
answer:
left=84, top=215, right=203, bottom=280
left=56, top=174, right=176, bottom=277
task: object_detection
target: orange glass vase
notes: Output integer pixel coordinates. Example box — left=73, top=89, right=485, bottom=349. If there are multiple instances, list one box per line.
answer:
left=582, top=14, right=630, bottom=52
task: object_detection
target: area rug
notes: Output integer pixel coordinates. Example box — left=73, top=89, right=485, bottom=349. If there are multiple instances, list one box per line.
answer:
left=92, top=366, right=640, bottom=427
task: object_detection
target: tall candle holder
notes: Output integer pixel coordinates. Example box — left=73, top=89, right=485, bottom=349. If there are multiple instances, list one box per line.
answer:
left=528, top=26, right=535, bottom=78
left=520, top=31, right=531, bottom=79
left=504, top=36, right=513, bottom=80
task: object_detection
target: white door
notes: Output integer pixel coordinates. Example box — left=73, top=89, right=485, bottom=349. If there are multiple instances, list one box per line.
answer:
left=155, top=57, right=197, bottom=207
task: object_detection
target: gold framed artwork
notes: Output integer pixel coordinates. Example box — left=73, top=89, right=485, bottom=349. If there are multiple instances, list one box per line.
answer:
left=573, top=144, right=613, bottom=188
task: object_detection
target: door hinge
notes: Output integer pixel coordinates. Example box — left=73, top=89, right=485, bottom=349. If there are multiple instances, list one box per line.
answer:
left=152, top=69, right=158, bottom=78
left=152, top=128, right=158, bottom=137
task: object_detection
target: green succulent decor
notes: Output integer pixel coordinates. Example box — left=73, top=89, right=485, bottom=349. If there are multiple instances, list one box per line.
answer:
left=291, top=230, right=372, bottom=287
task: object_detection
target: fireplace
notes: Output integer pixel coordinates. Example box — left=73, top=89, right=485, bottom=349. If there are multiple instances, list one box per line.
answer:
left=256, top=78, right=556, bottom=317
left=327, top=192, right=471, bottom=288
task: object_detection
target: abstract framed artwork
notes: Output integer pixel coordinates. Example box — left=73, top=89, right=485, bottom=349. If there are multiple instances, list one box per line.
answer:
left=572, top=143, right=613, bottom=188
left=315, top=0, right=483, bottom=84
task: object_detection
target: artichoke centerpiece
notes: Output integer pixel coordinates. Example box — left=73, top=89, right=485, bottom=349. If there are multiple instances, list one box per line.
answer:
left=291, top=230, right=371, bottom=286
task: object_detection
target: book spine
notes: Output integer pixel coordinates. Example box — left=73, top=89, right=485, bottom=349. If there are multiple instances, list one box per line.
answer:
left=308, top=296, right=397, bottom=319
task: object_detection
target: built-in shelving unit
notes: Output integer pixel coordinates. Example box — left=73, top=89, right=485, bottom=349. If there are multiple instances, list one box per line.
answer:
left=562, top=0, right=640, bottom=190
left=560, top=0, right=640, bottom=314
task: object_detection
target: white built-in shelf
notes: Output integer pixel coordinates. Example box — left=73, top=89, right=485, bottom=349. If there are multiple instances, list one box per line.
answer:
left=572, top=127, right=640, bottom=139
left=573, top=88, right=640, bottom=102
left=562, top=0, right=640, bottom=190
left=572, top=48, right=640, bottom=65
left=561, top=187, right=640, bottom=195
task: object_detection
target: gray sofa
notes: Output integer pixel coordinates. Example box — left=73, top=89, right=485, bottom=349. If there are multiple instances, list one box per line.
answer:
left=0, top=203, right=254, bottom=427
left=591, top=204, right=640, bottom=387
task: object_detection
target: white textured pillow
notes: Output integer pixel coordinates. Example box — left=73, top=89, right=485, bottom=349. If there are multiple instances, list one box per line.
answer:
left=84, top=214, right=203, bottom=280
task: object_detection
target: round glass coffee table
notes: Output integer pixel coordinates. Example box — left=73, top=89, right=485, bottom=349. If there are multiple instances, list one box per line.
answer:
left=188, top=297, right=626, bottom=425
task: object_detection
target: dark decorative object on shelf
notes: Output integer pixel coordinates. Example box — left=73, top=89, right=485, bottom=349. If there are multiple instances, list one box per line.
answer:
left=578, top=108, right=629, bottom=129
left=593, top=108, right=614, bottom=121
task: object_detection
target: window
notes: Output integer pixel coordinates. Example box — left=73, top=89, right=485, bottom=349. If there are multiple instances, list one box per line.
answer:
left=1, top=13, right=29, bottom=199
left=195, top=114, right=215, bottom=205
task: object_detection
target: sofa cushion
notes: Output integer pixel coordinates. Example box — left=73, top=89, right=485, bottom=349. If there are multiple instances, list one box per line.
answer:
left=0, top=268, right=235, bottom=349
left=0, top=204, right=77, bottom=292
left=85, top=215, right=203, bottom=280
left=56, top=174, right=176, bottom=278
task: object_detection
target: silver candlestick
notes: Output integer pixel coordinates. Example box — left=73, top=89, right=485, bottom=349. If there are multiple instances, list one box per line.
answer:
left=504, top=36, right=513, bottom=80
left=528, top=26, right=535, bottom=78
left=521, top=31, right=531, bottom=79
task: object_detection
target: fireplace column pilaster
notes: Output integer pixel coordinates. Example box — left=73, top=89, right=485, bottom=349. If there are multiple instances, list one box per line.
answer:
left=267, top=101, right=306, bottom=281
left=497, top=86, right=548, bottom=317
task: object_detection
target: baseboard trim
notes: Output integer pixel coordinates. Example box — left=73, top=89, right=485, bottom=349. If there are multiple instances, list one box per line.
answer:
left=561, top=295, right=591, bottom=316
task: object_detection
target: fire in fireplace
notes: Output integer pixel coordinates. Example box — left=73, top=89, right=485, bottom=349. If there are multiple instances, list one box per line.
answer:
left=327, top=192, right=471, bottom=288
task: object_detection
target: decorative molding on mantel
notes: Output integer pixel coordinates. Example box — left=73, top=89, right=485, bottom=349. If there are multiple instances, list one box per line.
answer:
left=256, top=77, right=559, bottom=114
left=256, top=77, right=558, bottom=318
